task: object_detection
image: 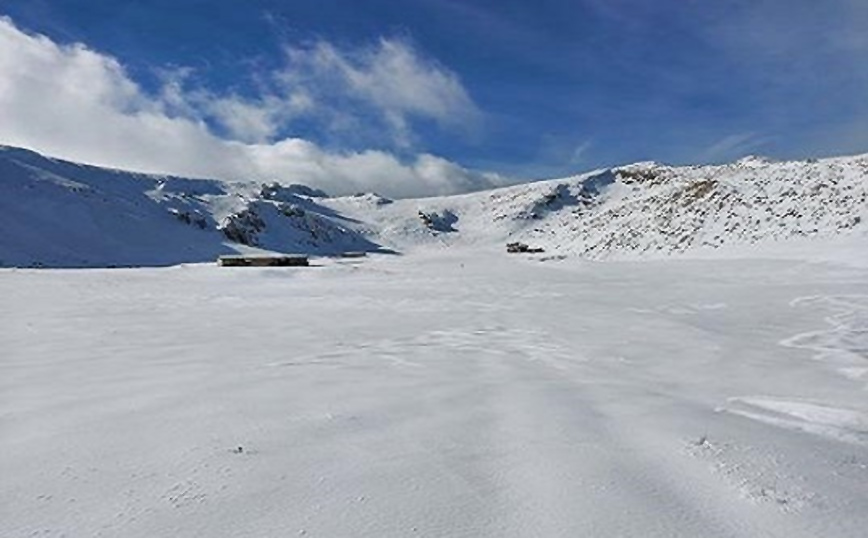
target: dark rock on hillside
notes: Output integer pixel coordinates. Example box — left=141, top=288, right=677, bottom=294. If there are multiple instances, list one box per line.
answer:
left=418, top=210, right=458, bottom=233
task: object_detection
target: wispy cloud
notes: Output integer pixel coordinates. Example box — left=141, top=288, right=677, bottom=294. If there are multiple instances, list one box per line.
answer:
left=155, top=35, right=482, bottom=148
left=697, top=132, right=773, bottom=164
left=280, top=37, right=482, bottom=147
left=517, top=135, right=596, bottom=179
left=568, top=140, right=593, bottom=166
left=0, top=17, right=502, bottom=197
left=696, top=1, right=868, bottom=158
left=559, top=1, right=868, bottom=163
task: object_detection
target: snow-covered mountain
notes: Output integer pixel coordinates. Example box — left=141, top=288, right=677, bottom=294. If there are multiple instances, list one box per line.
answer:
left=0, top=146, right=380, bottom=267
left=1, top=145, right=866, bottom=267
left=363, top=153, right=868, bottom=258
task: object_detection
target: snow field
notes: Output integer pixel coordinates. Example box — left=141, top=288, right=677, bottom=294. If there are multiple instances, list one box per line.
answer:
left=2, top=251, right=867, bottom=537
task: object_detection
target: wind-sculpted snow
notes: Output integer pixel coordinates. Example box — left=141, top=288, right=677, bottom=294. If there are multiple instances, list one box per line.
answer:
left=3, top=252, right=868, bottom=537
left=781, top=295, right=868, bottom=387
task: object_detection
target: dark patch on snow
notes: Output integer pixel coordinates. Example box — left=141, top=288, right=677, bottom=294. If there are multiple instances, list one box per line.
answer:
left=418, top=210, right=459, bottom=233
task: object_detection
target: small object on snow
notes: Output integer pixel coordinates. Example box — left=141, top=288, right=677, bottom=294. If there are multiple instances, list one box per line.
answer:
left=232, top=446, right=244, bottom=454
left=506, top=242, right=545, bottom=254
left=418, top=210, right=433, bottom=228
left=218, top=255, right=309, bottom=267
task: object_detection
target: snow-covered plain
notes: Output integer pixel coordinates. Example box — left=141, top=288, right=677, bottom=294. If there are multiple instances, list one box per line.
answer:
left=3, top=248, right=868, bottom=537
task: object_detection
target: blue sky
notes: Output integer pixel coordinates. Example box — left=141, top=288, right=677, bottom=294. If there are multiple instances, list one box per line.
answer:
left=1, top=1, right=866, bottom=195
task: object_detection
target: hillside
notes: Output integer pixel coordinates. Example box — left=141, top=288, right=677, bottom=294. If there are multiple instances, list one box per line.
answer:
left=1, top=145, right=866, bottom=267
left=0, top=146, right=380, bottom=267
left=325, top=155, right=868, bottom=258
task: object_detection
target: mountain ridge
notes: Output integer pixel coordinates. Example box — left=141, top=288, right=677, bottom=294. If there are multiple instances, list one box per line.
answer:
left=1, top=145, right=866, bottom=267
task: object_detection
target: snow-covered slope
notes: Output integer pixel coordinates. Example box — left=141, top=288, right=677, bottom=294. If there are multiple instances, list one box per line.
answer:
left=0, top=146, right=380, bottom=267
left=1, top=145, right=866, bottom=267
left=324, top=154, right=868, bottom=257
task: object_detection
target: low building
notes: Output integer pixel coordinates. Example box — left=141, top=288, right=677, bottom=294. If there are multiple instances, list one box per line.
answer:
left=506, top=242, right=545, bottom=254
left=217, top=254, right=309, bottom=267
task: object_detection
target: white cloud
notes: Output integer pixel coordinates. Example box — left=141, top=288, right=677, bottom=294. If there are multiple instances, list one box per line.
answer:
left=196, top=92, right=314, bottom=143
left=0, top=17, right=501, bottom=197
left=243, top=139, right=503, bottom=198
left=280, top=38, right=482, bottom=147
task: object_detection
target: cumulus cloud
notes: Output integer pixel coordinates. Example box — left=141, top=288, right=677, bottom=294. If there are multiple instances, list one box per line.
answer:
left=197, top=94, right=306, bottom=143
left=242, top=139, right=503, bottom=198
left=0, top=17, right=502, bottom=197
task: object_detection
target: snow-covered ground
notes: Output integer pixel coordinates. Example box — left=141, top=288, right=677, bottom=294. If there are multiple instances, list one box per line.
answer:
left=3, top=248, right=867, bottom=537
